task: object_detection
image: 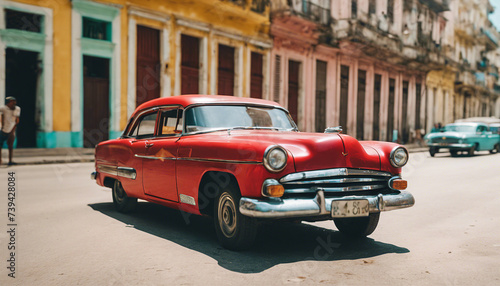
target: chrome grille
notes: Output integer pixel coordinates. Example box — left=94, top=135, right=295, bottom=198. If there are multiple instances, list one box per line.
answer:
left=430, top=137, right=459, bottom=144
left=279, top=168, right=392, bottom=194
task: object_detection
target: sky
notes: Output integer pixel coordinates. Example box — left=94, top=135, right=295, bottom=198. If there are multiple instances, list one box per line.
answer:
left=491, top=0, right=500, bottom=30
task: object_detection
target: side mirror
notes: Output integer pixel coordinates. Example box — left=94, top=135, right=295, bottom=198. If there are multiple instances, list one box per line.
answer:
left=325, top=126, right=343, bottom=134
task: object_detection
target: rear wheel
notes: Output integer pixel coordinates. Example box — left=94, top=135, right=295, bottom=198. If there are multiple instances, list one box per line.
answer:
left=112, top=180, right=137, bottom=213
left=489, top=144, right=499, bottom=154
left=214, top=183, right=258, bottom=250
left=334, top=213, right=380, bottom=238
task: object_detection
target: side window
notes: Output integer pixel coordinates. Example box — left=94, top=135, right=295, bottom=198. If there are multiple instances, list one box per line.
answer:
left=129, top=112, right=158, bottom=138
left=159, top=108, right=183, bottom=136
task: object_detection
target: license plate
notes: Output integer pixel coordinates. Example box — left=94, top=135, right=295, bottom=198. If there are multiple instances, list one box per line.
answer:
left=331, top=200, right=370, bottom=218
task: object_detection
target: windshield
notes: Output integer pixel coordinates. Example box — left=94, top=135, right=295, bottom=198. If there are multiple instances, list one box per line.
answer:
left=184, top=105, right=296, bottom=133
left=444, top=124, right=476, bottom=133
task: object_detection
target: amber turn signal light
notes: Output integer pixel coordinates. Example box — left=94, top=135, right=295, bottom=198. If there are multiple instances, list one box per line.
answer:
left=391, top=179, right=407, bottom=190
left=264, top=185, right=285, bottom=197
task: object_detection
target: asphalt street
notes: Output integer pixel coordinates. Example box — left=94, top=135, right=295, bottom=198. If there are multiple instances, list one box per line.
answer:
left=0, top=150, right=499, bottom=285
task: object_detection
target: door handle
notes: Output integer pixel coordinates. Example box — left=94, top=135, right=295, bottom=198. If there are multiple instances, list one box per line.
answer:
left=145, top=143, right=154, bottom=148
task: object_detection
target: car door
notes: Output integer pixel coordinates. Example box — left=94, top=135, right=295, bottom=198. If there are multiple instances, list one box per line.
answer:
left=142, top=107, right=182, bottom=202
left=120, top=109, right=159, bottom=194
left=477, top=125, right=494, bottom=150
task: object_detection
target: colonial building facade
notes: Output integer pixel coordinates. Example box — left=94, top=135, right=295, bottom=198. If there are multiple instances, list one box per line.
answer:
left=270, top=0, right=449, bottom=143
left=1, top=0, right=499, bottom=148
left=0, top=0, right=271, bottom=148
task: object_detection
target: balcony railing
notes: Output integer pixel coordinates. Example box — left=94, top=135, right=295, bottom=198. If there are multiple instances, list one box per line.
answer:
left=251, top=0, right=268, bottom=13
left=420, top=0, right=450, bottom=13
left=301, top=1, right=331, bottom=25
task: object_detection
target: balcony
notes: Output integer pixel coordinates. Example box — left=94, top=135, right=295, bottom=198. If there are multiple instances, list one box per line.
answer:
left=298, top=1, right=331, bottom=26
left=480, top=26, right=499, bottom=51
left=419, top=0, right=449, bottom=13
left=332, top=19, right=445, bottom=69
left=456, top=70, right=476, bottom=87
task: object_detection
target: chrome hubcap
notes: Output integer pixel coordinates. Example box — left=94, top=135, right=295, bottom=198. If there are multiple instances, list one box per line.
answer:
left=218, top=193, right=237, bottom=238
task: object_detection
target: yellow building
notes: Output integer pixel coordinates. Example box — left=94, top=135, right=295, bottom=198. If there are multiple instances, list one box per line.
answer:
left=426, top=68, right=456, bottom=128
left=0, top=0, right=271, bottom=148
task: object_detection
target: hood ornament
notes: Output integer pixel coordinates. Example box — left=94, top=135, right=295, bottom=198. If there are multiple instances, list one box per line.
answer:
left=325, top=126, right=343, bottom=134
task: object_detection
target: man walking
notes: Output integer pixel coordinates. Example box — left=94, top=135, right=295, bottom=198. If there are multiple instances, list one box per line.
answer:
left=0, top=97, right=21, bottom=165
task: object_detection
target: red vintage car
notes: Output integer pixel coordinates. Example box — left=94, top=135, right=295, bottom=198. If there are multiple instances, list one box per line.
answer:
left=92, top=95, right=414, bottom=250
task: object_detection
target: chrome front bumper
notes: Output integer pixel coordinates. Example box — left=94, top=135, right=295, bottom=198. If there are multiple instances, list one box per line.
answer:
left=239, top=190, right=415, bottom=219
left=427, top=143, right=473, bottom=148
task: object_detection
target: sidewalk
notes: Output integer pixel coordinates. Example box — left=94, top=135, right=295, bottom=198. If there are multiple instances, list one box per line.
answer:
left=1, top=148, right=94, bottom=166
left=2, top=144, right=428, bottom=166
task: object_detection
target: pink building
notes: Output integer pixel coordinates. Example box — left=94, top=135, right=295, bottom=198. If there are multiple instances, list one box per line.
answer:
left=270, top=0, right=449, bottom=143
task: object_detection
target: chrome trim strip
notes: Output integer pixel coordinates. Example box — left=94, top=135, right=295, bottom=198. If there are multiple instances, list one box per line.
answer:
left=284, top=185, right=387, bottom=194
left=239, top=191, right=415, bottom=218
left=97, top=165, right=137, bottom=180
left=135, top=154, right=176, bottom=161
left=135, top=154, right=262, bottom=164
left=284, top=177, right=387, bottom=185
left=279, top=168, right=391, bottom=184
left=426, top=143, right=474, bottom=148
left=98, top=165, right=118, bottom=176
left=178, top=157, right=262, bottom=165
left=117, top=167, right=137, bottom=180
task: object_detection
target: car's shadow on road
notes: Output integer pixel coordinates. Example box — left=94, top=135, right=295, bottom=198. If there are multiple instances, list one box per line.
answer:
left=88, top=202, right=409, bottom=273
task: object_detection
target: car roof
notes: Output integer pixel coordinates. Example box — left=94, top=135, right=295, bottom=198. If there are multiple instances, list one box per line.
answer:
left=455, top=117, right=500, bottom=124
left=133, top=95, right=283, bottom=116
left=447, top=122, right=485, bottom=127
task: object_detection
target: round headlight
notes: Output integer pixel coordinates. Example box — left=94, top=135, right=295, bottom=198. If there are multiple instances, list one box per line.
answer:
left=390, top=147, right=409, bottom=168
left=263, top=146, right=287, bottom=172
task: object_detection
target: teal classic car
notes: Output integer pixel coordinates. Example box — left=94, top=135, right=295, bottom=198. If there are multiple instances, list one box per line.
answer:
left=424, top=123, right=500, bottom=157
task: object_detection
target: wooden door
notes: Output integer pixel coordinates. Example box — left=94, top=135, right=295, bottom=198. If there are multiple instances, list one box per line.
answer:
left=415, top=83, right=422, bottom=130
left=136, top=25, right=160, bottom=107
left=250, top=52, right=263, bottom=99
left=373, top=74, right=381, bottom=140
left=339, top=65, right=349, bottom=134
left=356, top=70, right=366, bottom=139
left=218, top=44, right=235, bottom=96
left=402, top=81, right=409, bottom=143
left=83, top=56, right=109, bottom=148
left=315, top=60, right=327, bottom=132
left=288, top=60, right=300, bottom=124
left=387, top=78, right=395, bottom=142
left=181, top=34, right=200, bottom=94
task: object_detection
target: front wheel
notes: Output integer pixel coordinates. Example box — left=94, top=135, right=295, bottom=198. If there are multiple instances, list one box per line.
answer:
left=112, top=180, right=137, bottom=213
left=450, top=150, right=458, bottom=157
left=334, top=213, right=380, bottom=238
left=429, top=147, right=438, bottom=157
left=214, top=185, right=258, bottom=251
left=468, top=145, right=476, bottom=156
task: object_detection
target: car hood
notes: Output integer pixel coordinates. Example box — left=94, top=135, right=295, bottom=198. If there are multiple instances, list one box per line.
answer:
left=179, top=130, right=381, bottom=172
left=425, top=131, right=467, bottom=140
